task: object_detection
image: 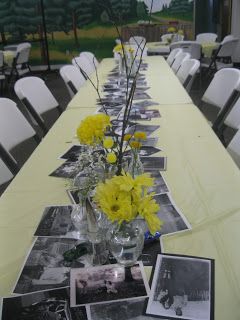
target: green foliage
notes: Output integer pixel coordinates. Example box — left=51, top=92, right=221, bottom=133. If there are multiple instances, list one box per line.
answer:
left=137, top=2, right=148, bottom=19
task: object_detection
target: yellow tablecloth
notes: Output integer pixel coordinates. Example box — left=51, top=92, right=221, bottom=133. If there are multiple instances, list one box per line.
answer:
left=0, top=57, right=240, bottom=319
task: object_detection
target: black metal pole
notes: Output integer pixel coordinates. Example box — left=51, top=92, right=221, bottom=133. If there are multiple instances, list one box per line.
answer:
left=40, top=0, right=51, bottom=71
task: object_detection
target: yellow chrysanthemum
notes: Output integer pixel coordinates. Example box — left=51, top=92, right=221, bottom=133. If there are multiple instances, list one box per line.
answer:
left=113, top=44, right=125, bottom=53
left=167, top=27, right=176, bottom=33
left=130, top=141, right=142, bottom=149
left=94, top=172, right=161, bottom=232
left=107, top=152, right=117, bottom=164
left=124, top=134, right=132, bottom=141
left=76, top=114, right=110, bottom=145
left=134, top=131, right=147, bottom=140
left=103, top=137, right=114, bottom=149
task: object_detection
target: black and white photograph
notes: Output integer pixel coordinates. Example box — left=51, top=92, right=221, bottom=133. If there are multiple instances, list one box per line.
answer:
left=14, top=237, right=92, bottom=294
left=34, top=205, right=88, bottom=240
left=87, top=298, right=156, bottom=320
left=49, top=161, right=78, bottom=179
left=146, top=254, right=214, bottom=320
left=70, top=262, right=149, bottom=307
left=133, top=100, right=159, bottom=109
left=148, top=171, right=169, bottom=195
left=141, top=157, right=167, bottom=171
left=142, top=137, right=159, bottom=147
left=154, top=194, right=191, bottom=235
left=59, top=145, right=84, bottom=162
left=97, top=106, right=123, bottom=116
left=2, top=288, right=87, bottom=320
left=124, top=146, right=162, bottom=157
left=126, top=124, right=160, bottom=136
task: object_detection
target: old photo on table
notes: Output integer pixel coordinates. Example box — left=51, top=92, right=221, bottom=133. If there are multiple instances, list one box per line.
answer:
left=148, top=171, right=169, bottom=195
left=70, top=262, right=149, bottom=307
left=154, top=193, right=191, bottom=235
left=2, top=288, right=87, bottom=320
left=124, top=146, right=162, bottom=157
left=87, top=298, right=156, bottom=320
left=146, top=254, right=214, bottom=320
left=141, top=157, right=167, bottom=171
left=34, top=205, right=88, bottom=240
left=13, top=237, right=92, bottom=294
left=49, top=161, right=79, bottom=179
left=59, top=145, right=84, bottom=162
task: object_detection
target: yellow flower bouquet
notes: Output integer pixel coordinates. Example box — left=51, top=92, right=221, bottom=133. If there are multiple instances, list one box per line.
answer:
left=94, top=172, right=162, bottom=235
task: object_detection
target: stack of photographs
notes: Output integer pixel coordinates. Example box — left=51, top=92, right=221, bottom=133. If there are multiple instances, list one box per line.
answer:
left=146, top=254, right=214, bottom=320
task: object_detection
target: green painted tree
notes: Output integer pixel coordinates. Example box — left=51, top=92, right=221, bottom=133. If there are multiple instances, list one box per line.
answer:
left=66, top=0, right=94, bottom=46
left=168, top=0, right=193, bottom=15
left=137, top=1, right=148, bottom=19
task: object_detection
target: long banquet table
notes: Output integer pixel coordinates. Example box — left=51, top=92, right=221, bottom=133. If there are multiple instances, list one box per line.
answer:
left=1, top=56, right=240, bottom=319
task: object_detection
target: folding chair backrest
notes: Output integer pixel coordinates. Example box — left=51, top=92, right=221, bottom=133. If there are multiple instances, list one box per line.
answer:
left=176, top=59, right=200, bottom=92
left=227, top=129, right=240, bottom=168
left=60, top=65, right=86, bottom=98
left=166, top=48, right=183, bottom=66
left=171, top=52, right=191, bottom=73
left=129, top=36, right=146, bottom=48
left=217, top=39, right=239, bottom=58
left=170, top=41, right=202, bottom=60
left=196, top=33, right=218, bottom=43
left=224, top=95, right=240, bottom=130
left=15, top=77, right=59, bottom=115
left=222, top=35, right=235, bottom=43
left=80, top=51, right=99, bottom=67
left=15, top=43, right=31, bottom=65
left=72, top=56, right=94, bottom=78
left=0, top=98, right=36, bottom=152
left=201, top=68, right=240, bottom=110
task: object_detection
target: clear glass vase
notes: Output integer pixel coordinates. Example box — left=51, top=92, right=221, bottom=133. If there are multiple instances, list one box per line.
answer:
left=108, top=220, right=144, bottom=267
left=128, top=150, right=144, bottom=178
left=71, top=198, right=88, bottom=240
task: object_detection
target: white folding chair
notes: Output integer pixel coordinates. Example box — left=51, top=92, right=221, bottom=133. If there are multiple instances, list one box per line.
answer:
left=171, top=52, right=191, bottom=73
left=0, top=98, right=39, bottom=171
left=170, top=41, right=202, bottom=60
left=60, top=65, right=86, bottom=98
left=166, top=48, right=183, bottom=66
left=201, top=39, right=239, bottom=73
left=14, top=77, right=61, bottom=134
left=227, top=129, right=240, bottom=168
left=196, top=33, right=218, bottom=44
left=222, top=34, right=235, bottom=43
left=7, top=42, right=31, bottom=78
left=79, top=51, right=99, bottom=68
left=201, top=68, right=240, bottom=111
left=176, top=59, right=200, bottom=92
left=72, top=56, right=95, bottom=78
left=129, top=36, right=146, bottom=48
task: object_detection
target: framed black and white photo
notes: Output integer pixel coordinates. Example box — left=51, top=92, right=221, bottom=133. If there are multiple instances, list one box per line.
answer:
left=87, top=298, right=156, bottom=320
left=49, top=161, right=78, bottom=179
left=126, top=124, right=160, bottom=136
left=14, top=237, right=92, bottom=294
left=154, top=194, right=191, bottom=235
left=146, top=254, right=214, bottom=320
left=34, top=205, right=88, bottom=240
left=2, top=288, right=87, bottom=320
left=70, top=262, right=149, bottom=307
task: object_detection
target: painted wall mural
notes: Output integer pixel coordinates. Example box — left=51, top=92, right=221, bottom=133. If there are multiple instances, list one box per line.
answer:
left=0, top=0, right=194, bottom=65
